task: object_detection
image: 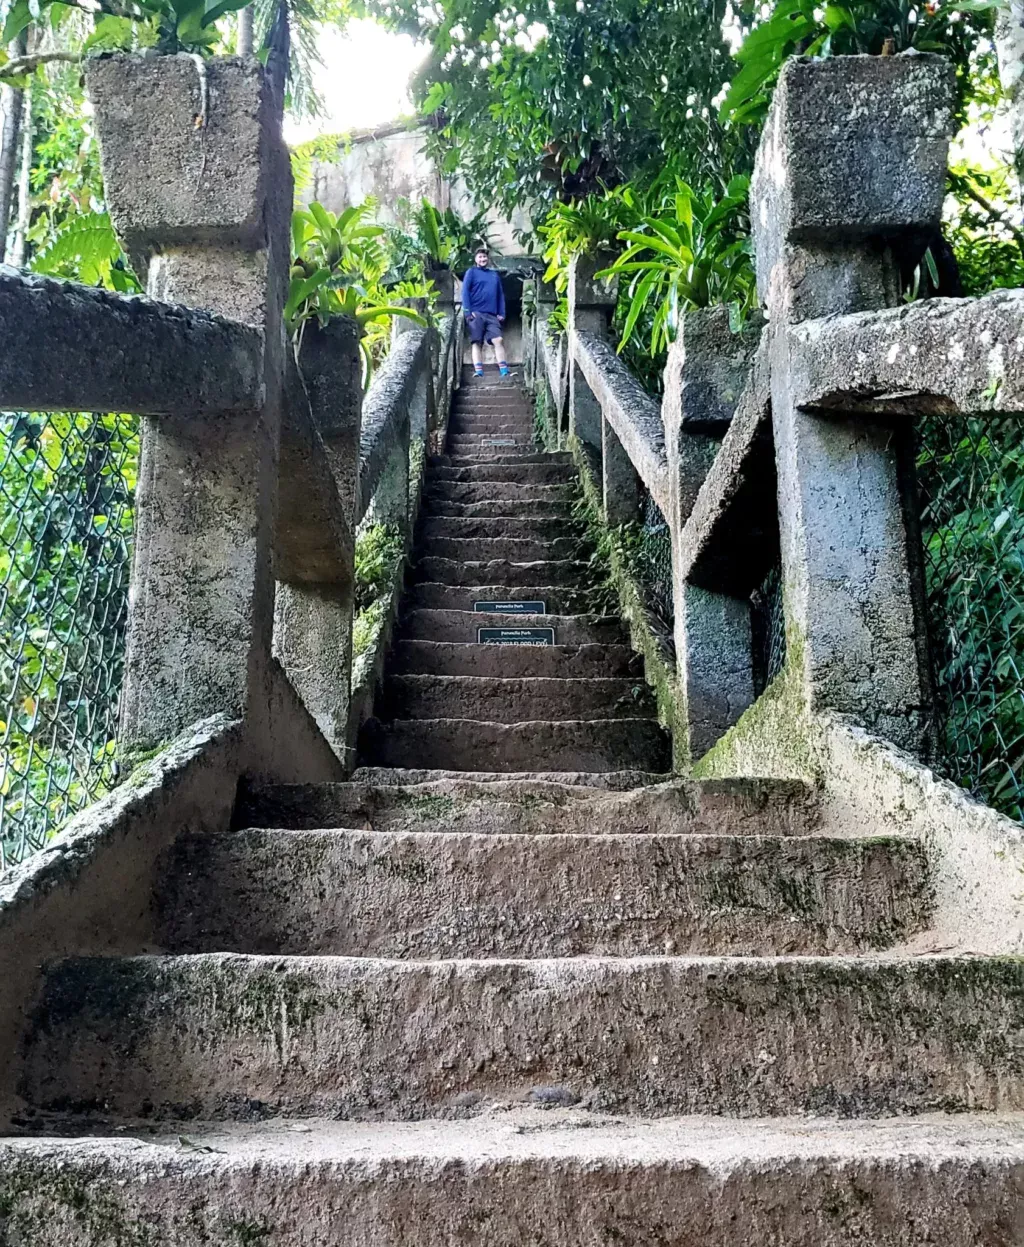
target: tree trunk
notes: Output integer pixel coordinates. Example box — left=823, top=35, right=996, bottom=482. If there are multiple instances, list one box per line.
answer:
left=996, top=0, right=1024, bottom=192
left=0, top=34, right=28, bottom=263
left=237, top=5, right=254, bottom=55
left=10, top=77, right=32, bottom=268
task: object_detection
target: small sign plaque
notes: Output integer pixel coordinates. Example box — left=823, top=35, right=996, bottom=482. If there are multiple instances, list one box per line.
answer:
left=477, top=437, right=519, bottom=446
left=478, top=627, right=555, bottom=646
left=474, top=600, right=546, bottom=615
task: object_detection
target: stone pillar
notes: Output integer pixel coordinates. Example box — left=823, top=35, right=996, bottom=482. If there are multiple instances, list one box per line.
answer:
left=273, top=316, right=362, bottom=763
left=89, top=54, right=290, bottom=753
left=665, top=309, right=760, bottom=761
left=754, top=55, right=954, bottom=751
left=602, top=410, right=642, bottom=526
left=568, top=252, right=618, bottom=474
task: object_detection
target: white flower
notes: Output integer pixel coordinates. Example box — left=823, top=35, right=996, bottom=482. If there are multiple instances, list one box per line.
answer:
left=583, top=73, right=592, bottom=85
left=516, top=12, right=527, bottom=26
left=492, top=49, right=502, bottom=62
left=480, top=54, right=490, bottom=65
left=576, top=1, right=585, bottom=11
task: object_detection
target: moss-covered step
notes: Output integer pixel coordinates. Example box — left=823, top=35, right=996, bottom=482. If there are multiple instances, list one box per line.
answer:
left=238, top=776, right=820, bottom=838
left=411, top=556, right=591, bottom=588
left=375, top=675, right=656, bottom=723
left=156, top=828, right=930, bottom=957
left=389, top=641, right=643, bottom=679
left=19, top=954, right=1024, bottom=1121
left=397, top=610, right=624, bottom=646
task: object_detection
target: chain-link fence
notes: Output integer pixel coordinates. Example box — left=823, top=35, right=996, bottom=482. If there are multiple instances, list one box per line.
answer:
left=917, top=413, right=1024, bottom=824
left=0, top=411, right=137, bottom=871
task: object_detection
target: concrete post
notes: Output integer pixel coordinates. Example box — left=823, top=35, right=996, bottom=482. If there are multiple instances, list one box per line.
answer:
left=662, top=313, right=748, bottom=762
left=272, top=316, right=363, bottom=764
left=602, top=413, right=642, bottom=526
left=754, top=55, right=955, bottom=751
left=89, top=54, right=291, bottom=754
left=568, top=252, right=618, bottom=477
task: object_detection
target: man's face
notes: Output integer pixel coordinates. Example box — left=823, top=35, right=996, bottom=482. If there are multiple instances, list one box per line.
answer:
left=475, top=251, right=489, bottom=267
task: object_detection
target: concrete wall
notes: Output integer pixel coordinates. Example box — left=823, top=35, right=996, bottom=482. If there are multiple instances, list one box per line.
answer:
left=310, top=125, right=533, bottom=258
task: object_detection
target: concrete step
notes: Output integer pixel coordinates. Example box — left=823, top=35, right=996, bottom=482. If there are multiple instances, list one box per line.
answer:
left=412, top=558, right=592, bottom=588
left=398, top=610, right=625, bottom=647
left=424, top=481, right=574, bottom=505
left=416, top=536, right=581, bottom=563
left=419, top=516, right=581, bottom=542
left=4, top=1114, right=1023, bottom=1245
left=448, top=419, right=535, bottom=434
left=239, top=777, right=822, bottom=837
left=376, top=675, right=655, bottom=723
left=389, top=640, right=642, bottom=678
left=408, top=582, right=596, bottom=613
left=431, top=452, right=555, bottom=467
left=350, top=767, right=674, bottom=789
left=21, top=953, right=1024, bottom=1121
left=158, top=828, right=930, bottom=958
left=423, top=499, right=574, bottom=519
left=446, top=438, right=537, bottom=453
left=359, top=716, right=671, bottom=772
left=429, top=464, right=575, bottom=485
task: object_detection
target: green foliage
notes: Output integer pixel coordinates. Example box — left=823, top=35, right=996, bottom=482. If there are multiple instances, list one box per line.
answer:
left=947, top=162, right=1024, bottom=297
left=720, top=0, right=1000, bottom=128
left=286, top=201, right=428, bottom=379
left=918, top=415, right=1024, bottom=823
left=539, top=191, right=633, bottom=290
left=1, top=0, right=249, bottom=54
left=601, top=174, right=754, bottom=356
left=409, top=197, right=496, bottom=271
left=371, top=0, right=743, bottom=224
left=352, top=522, right=404, bottom=658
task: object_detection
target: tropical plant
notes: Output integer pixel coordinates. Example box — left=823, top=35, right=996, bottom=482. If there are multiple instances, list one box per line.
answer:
left=410, top=196, right=495, bottom=272
left=600, top=174, right=754, bottom=355
left=539, top=191, right=634, bottom=290
left=286, top=201, right=428, bottom=380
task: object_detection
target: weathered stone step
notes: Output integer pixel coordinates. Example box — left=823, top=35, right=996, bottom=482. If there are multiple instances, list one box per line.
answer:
left=417, top=536, right=580, bottom=563
left=446, top=441, right=536, bottom=456
left=4, top=1114, right=1023, bottom=1245
left=448, top=420, right=535, bottom=434
left=408, top=582, right=594, bottom=613
left=158, top=828, right=930, bottom=958
left=239, top=777, right=821, bottom=837
left=398, top=610, right=625, bottom=647
left=430, top=453, right=556, bottom=468
left=423, top=499, right=573, bottom=519
left=413, top=557, right=591, bottom=587
left=22, top=954, right=1024, bottom=1121
left=390, top=640, right=642, bottom=678
left=419, top=516, right=580, bottom=542
left=429, top=463, right=575, bottom=485
left=377, top=675, right=654, bottom=723
left=351, top=766, right=673, bottom=789
left=359, top=716, right=670, bottom=772
left=424, top=481, right=573, bottom=505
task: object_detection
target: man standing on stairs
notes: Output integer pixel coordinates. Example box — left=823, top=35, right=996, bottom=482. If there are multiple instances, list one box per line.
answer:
left=462, top=245, right=510, bottom=378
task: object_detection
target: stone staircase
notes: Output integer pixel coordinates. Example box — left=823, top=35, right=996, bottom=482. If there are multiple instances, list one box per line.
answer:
left=4, top=370, right=1024, bottom=1243
left=358, top=367, right=672, bottom=780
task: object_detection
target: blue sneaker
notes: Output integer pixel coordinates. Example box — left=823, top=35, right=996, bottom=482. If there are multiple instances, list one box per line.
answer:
left=499, top=364, right=510, bottom=377
left=473, top=366, right=484, bottom=378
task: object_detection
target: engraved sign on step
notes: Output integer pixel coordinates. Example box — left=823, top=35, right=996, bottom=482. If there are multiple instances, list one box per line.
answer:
left=478, top=627, right=555, bottom=646
left=478, top=437, right=518, bottom=446
left=474, top=600, right=546, bottom=615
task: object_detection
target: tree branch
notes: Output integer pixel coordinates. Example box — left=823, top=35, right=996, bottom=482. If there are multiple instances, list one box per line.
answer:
left=957, top=176, right=1024, bottom=257
left=0, top=52, right=81, bottom=81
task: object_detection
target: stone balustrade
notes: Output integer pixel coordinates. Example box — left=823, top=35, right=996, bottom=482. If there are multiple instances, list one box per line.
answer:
left=523, top=51, right=1024, bottom=781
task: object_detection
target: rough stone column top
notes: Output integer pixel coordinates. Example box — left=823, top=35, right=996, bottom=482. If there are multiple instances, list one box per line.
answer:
left=87, top=54, right=274, bottom=265
left=751, top=54, right=956, bottom=307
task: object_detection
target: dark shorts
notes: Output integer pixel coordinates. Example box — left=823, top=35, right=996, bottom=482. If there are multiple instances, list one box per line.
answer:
left=465, top=312, right=504, bottom=345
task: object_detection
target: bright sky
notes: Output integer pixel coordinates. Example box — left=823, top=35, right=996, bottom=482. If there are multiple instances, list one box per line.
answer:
left=284, top=19, right=429, bottom=144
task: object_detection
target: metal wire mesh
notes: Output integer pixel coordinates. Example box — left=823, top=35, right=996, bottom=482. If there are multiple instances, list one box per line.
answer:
left=750, top=560, right=786, bottom=696
left=916, top=413, right=1024, bottom=824
left=631, top=489, right=674, bottom=631
left=0, top=411, right=137, bottom=871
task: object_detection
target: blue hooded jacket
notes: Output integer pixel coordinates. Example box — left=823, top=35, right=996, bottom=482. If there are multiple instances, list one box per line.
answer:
left=461, top=265, right=506, bottom=318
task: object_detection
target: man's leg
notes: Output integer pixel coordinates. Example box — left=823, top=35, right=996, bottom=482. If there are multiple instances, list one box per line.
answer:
left=492, top=335, right=510, bottom=376
left=471, top=340, right=484, bottom=376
